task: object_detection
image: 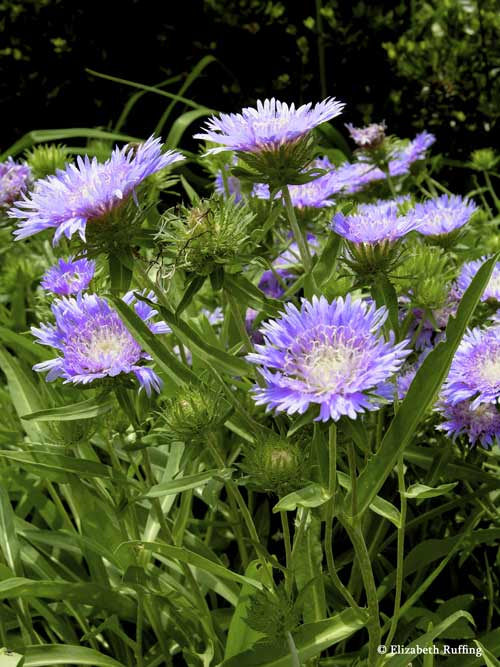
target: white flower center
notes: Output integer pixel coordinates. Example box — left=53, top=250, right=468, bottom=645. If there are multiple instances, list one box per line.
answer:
left=87, top=328, right=134, bottom=365
left=303, top=342, right=360, bottom=394
left=480, top=356, right=500, bottom=386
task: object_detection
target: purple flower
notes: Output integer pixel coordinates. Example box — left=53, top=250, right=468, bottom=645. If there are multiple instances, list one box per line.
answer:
left=389, top=131, right=436, bottom=176
left=407, top=194, right=477, bottom=237
left=252, top=157, right=340, bottom=209
left=247, top=295, right=410, bottom=421
left=436, top=399, right=500, bottom=449
left=41, top=256, right=96, bottom=296
left=441, top=326, right=500, bottom=410
left=332, top=197, right=415, bottom=244
left=328, top=131, right=435, bottom=194
left=395, top=348, right=431, bottom=399
left=456, top=257, right=500, bottom=302
left=214, top=159, right=242, bottom=202
left=346, top=122, right=386, bottom=148
left=258, top=234, right=319, bottom=299
left=194, top=98, right=344, bottom=155
left=202, top=307, right=224, bottom=325
left=0, top=158, right=31, bottom=207
left=31, top=291, right=170, bottom=395
left=406, top=289, right=460, bottom=350
left=9, top=136, right=184, bottom=245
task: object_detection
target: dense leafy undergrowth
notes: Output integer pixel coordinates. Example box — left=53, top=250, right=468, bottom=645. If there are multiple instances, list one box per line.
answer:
left=0, top=79, right=499, bottom=667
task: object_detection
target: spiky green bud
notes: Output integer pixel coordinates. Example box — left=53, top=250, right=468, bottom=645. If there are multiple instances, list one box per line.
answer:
left=158, top=195, right=254, bottom=276
left=242, top=433, right=306, bottom=495
left=163, top=385, right=229, bottom=443
left=394, top=243, right=452, bottom=311
left=469, top=148, right=498, bottom=172
left=25, top=144, right=70, bottom=179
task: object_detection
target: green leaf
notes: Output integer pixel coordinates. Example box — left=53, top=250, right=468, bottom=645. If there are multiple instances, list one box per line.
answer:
left=22, top=644, right=125, bottom=666
left=371, top=274, right=400, bottom=337
left=176, top=275, right=206, bottom=316
left=346, top=254, right=498, bottom=518
left=143, top=468, right=233, bottom=498
left=404, top=482, right=458, bottom=500
left=223, top=274, right=281, bottom=317
left=108, top=295, right=197, bottom=386
left=0, top=578, right=135, bottom=618
left=116, top=541, right=263, bottom=590
left=0, top=327, right=47, bottom=363
left=222, top=608, right=366, bottom=666
left=273, top=484, right=331, bottom=513
left=337, top=471, right=401, bottom=528
left=86, top=68, right=214, bottom=112
left=0, top=487, right=23, bottom=577
left=224, top=561, right=267, bottom=659
left=310, top=232, right=342, bottom=291
left=386, top=611, right=475, bottom=666
left=294, top=514, right=326, bottom=623
left=137, top=293, right=251, bottom=377
left=21, top=394, right=114, bottom=422
left=0, top=346, right=46, bottom=442
left=474, top=641, right=500, bottom=667
left=109, top=251, right=133, bottom=294
left=0, top=650, right=24, bottom=667
left=156, top=54, right=217, bottom=134
left=165, top=108, right=213, bottom=149
left=0, top=450, right=134, bottom=484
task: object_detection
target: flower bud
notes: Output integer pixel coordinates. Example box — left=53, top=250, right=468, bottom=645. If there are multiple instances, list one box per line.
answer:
left=158, top=195, right=254, bottom=276
left=163, top=385, right=229, bottom=443
left=25, top=144, right=70, bottom=179
left=242, top=433, right=305, bottom=495
left=470, top=148, right=498, bottom=172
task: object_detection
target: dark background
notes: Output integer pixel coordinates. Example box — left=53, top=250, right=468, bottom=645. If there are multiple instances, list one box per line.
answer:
left=1, top=0, right=498, bottom=156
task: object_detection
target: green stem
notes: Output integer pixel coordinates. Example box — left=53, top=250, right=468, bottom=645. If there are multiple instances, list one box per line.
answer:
left=225, top=288, right=253, bottom=353
left=141, top=449, right=221, bottom=658
left=286, top=630, right=301, bottom=667
left=135, top=592, right=145, bottom=667
left=484, top=171, right=500, bottom=213
left=281, top=511, right=293, bottom=597
left=347, top=441, right=358, bottom=518
left=324, top=425, right=360, bottom=611
left=384, top=454, right=406, bottom=648
left=341, top=519, right=381, bottom=666
left=282, top=184, right=312, bottom=273
left=207, top=435, right=272, bottom=587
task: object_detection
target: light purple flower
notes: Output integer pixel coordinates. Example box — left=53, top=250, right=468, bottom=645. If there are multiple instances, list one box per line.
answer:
left=251, top=157, right=340, bottom=209
left=456, top=257, right=500, bottom=302
left=407, top=194, right=477, bottom=237
left=346, top=122, right=386, bottom=148
left=31, top=291, right=170, bottom=395
left=214, top=159, right=242, bottom=202
left=0, top=158, right=31, bottom=207
left=247, top=295, right=410, bottom=421
left=441, top=326, right=500, bottom=410
left=9, top=136, right=184, bottom=245
left=194, top=98, right=344, bottom=155
left=389, top=131, right=436, bottom=176
left=258, top=234, right=319, bottom=299
left=329, top=131, right=435, bottom=194
left=332, top=197, right=416, bottom=244
left=395, top=348, right=432, bottom=399
left=41, top=256, right=96, bottom=296
left=436, top=399, right=500, bottom=449
left=202, top=307, right=224, bottom=325
left=406, top=289, right=460, bottom=350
